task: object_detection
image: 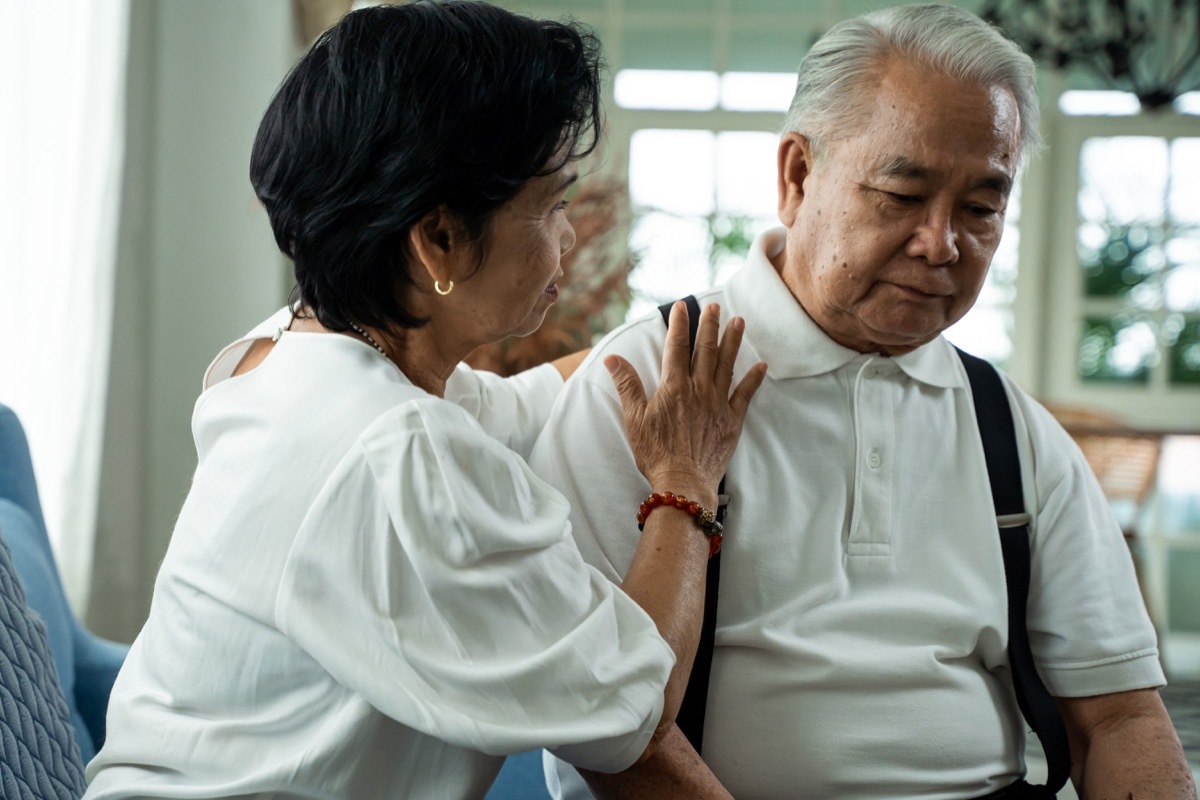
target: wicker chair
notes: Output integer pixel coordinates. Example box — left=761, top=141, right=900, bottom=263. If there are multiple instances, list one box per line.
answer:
left=1043, top=402, right=1163, bottom=630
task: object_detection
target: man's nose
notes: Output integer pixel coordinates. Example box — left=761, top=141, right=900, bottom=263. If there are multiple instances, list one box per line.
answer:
left=907, top=207, right=959, bottom=265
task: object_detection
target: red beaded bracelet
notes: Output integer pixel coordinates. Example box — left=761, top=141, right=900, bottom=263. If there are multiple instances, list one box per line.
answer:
left=636, top=491, right=724, bottom=558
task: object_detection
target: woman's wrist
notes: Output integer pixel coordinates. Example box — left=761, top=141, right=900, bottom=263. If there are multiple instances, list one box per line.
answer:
left=636, top=491, right=724, bottom=557
left=646, top=471, right=717, bottom=509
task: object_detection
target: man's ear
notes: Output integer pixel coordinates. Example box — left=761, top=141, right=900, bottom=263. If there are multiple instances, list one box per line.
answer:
left=407, top=206, right=462, bottom=289
left=777, top=132, right=816, bottom=227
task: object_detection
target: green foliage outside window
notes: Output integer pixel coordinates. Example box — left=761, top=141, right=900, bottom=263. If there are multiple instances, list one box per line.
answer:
left=1079, top=315, right=1153, bottom=384
left=1170, top=319, right=1200, bottom=385
left=1079, top=224, right=1159, bottom=298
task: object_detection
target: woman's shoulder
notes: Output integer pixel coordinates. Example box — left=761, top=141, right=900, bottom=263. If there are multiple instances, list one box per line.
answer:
left=355, top=396, right=513, bottom=475
left=354, top=398, right=570, bottom=553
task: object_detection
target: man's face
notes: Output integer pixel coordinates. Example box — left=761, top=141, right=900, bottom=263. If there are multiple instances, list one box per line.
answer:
left=774, top=56, right=1022, bottom=356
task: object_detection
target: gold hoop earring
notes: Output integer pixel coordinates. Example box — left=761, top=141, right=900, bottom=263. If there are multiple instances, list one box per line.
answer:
left=434, top=280, right=454, bottom=296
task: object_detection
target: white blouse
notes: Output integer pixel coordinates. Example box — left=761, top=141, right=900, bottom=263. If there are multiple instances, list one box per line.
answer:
left=84, top=310, right=673, bottom=799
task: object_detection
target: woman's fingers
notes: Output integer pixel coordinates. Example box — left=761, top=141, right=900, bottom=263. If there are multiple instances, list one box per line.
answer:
left=713, top=315, right=745, bottom=397
left=660, top=301, right=693, bottom=385
left=690, top=304, right=722, bottom=379
left=729, top=361, right=768, bottom=419
left=605, top=355, right=647, bottom=419
left=614, top=299, right=767, bottom=489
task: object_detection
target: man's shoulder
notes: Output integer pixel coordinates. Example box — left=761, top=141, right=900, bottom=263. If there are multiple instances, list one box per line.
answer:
left=584, top=287, right=732, bottom=371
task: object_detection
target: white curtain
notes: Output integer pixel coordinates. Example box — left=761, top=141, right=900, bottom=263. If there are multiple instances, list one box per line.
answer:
left=0, top=0, right=129, bottom=612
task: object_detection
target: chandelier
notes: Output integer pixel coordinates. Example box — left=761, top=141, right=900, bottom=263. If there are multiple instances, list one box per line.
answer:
left=980, top=0, right=1200, bottom=111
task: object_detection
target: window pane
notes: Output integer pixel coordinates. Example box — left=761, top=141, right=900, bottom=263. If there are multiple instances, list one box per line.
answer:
left=715, top=131, right=778, bottom=217
left=1169, top=319, right=1200, bottom=384
left=1058, top=90, right=1140, bottom=116
left=945, top=305, right=1013, bottom=364
left=945, top=182, right=1021, bottom=366
left=1165, top=229, right=1200, bottom=311
left=614, top=70, right=719, bottom=111
left=1174, top=92, right=1200, bottom=115
left=1165, top=265, right=1200, bottom=312
left=629, top=129, right=715, bottom=215
left=1158, top=436, right=1200, bottom=534
left=1078, top=315, right=1157, bottom=383
left=627, top=212, right=712, bottom=316
left=1169, top=139, right=1200, bottom=226
left=1078, top=222, right=1163, bottom=301
left=1168, top=551, right=1200, bottom=631
left=719, top=71, right=795, bottom=111
left=1078, top=137, right=1168, bottom=226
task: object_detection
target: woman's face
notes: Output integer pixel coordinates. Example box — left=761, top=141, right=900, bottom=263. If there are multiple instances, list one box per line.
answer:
left=450, top=162, right=578, bottom=345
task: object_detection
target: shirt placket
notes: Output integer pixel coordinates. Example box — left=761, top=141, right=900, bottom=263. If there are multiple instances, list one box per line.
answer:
left=847, top=357, right=896, bottom=558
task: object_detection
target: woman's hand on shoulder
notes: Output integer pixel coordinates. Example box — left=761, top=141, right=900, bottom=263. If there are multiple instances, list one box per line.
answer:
left=604, top=302, right=766, bottom=501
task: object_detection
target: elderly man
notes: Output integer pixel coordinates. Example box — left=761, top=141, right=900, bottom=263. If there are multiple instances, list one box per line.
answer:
left=531, top=4, right=1195, bottom=799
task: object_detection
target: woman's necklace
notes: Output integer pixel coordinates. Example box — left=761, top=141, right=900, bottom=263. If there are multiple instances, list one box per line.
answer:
left=348, top=321, right=388, bottom=358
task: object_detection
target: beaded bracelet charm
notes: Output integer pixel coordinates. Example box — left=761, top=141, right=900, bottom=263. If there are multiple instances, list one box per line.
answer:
left=636, top=491, right=724, bottom=558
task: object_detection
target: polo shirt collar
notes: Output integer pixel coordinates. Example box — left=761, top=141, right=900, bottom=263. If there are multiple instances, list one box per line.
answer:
left=726, top=227, right=964, bottom=389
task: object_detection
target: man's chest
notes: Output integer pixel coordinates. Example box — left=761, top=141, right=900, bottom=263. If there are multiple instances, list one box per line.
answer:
left=711, top=372, right=1012, bottom=653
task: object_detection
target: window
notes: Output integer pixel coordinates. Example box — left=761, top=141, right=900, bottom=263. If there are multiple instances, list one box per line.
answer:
left=1041, top=113, right=1200, bottom=430
left=1075, top=136, right=1200, bottom=385
left=626, top=127, right=779, bottom=317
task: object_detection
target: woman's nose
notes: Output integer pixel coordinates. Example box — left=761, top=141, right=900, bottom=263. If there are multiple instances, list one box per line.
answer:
left=561, top=219, right=577, bottom=255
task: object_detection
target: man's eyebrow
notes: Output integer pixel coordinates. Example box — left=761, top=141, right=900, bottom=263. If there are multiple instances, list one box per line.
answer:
left=876, top=155, right=930, bottom=180
left=874, top=155, right=1013, bottom=195
left=977, top=174, right=1013, bottom=196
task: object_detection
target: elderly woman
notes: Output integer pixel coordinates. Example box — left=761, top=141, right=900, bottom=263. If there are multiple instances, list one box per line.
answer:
left=84, top=2, right=765, bottom=798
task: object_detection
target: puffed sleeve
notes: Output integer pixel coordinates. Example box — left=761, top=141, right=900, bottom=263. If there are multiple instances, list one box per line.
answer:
left=275, top=399, right=672, bottom=773
left=445, top=362, right=563, bottom=459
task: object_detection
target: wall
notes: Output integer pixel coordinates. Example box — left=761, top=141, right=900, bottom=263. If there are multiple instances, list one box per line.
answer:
left=91, top=0, right=295, bottom=640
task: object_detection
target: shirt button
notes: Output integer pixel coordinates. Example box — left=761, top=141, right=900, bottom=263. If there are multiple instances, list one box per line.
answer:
left=868, top=451, right=882, bottom=469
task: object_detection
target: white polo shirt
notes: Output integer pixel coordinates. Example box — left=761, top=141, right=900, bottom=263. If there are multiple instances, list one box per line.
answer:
left=534, top=229, right=1163, bottom=800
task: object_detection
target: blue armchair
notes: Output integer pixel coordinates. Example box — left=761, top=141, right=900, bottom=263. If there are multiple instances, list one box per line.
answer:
left=487, top=750, right=552, bottom=800
left=0, top=403, right=129, bottom=763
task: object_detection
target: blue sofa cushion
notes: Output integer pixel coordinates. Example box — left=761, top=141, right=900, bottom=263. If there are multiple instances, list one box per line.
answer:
left=0, top=500, right=91, bottom=762
left=0, top=404, right=128, bottom=761
left=0, top=528, right=86, bottom=797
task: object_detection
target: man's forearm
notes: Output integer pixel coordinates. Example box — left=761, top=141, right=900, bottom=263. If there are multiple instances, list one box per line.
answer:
left=1074, top=715, right=1196, bottom=799
left=580, top=724, right=732, bottom=800
left=1059, top=690, right=1197, bottom=799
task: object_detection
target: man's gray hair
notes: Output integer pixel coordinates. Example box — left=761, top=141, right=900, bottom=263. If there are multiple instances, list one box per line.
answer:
left=782, top=3, right=1041, bottom=166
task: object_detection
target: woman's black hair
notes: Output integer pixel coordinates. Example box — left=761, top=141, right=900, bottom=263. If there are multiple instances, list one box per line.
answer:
left=249, top=0, right=604, bottom=331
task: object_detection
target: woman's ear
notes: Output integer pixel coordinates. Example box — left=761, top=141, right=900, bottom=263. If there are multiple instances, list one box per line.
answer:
left=777, top=132, right=816, bottom=227
left=408, top=206, right=461, bottom=288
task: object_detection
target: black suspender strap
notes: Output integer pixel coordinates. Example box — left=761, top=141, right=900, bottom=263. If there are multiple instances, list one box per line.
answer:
left=658, top=296, right=723, bottom=753
left=955, top=347, right=1071, bottom=796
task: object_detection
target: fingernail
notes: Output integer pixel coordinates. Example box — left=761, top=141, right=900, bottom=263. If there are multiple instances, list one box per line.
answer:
left=732, top=317, right=745, bottom=331
left=603, top=356, right=618, bottom=374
